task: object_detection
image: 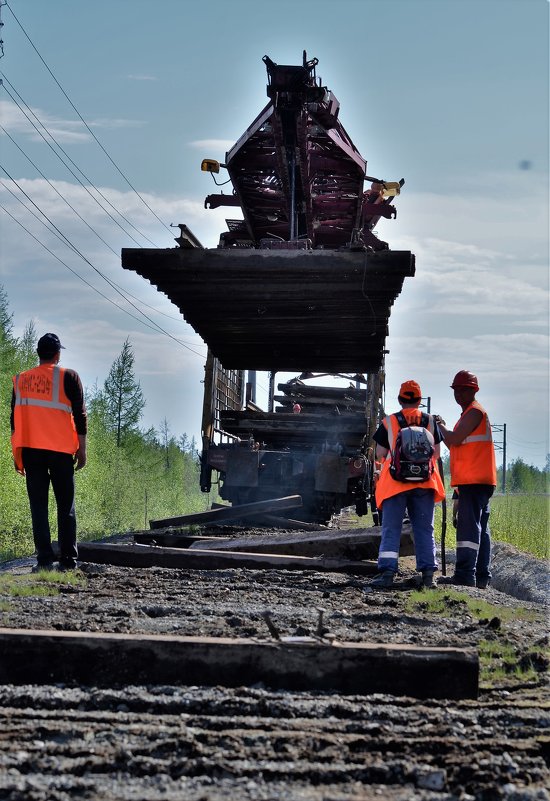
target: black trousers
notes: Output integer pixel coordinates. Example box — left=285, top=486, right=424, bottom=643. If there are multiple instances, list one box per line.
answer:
left=22, top=448, right=78, bottom=568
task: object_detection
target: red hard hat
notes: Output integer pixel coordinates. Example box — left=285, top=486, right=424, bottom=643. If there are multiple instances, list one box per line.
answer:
left=451, top=370, right=479, bottom=390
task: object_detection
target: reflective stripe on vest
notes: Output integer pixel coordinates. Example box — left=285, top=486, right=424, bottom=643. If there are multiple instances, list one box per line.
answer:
left=14, top=367, right=72, bottom=413
left=462, top=430, right=493, bottom=444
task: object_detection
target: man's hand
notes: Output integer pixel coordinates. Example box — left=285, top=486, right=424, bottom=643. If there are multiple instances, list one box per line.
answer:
left=433, top=414, right=446, bottom=427
left=13, top=459, right=25, bottom=476
left=74, top=447, right=87, bottom=471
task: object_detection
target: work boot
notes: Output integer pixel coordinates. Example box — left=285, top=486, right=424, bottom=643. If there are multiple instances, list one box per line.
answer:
left=476, top=577, right=491, bottom=589
left=421, top=570, right=435, bottom=589
left=370, top=571, right=395, bottom=589
left=437, top=574, right=476, bottom=588
left=31, top=562, right=55, bottom=574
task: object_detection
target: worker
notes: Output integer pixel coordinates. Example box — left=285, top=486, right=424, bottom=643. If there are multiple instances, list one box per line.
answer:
left=434, top=371, right=496, bottom=589
left=371, top=380, right=445, bottom=589
left=11, top=333, right=87, bottom=572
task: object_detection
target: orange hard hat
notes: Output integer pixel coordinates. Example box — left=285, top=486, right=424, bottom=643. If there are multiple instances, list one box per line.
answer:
left=398, top=380, right=422, bottom=401
left=451, top=370, right=479, bottom=390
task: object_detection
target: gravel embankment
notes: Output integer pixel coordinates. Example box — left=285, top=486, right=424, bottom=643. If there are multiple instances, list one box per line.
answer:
left=0, top=533, right=548, bottom=801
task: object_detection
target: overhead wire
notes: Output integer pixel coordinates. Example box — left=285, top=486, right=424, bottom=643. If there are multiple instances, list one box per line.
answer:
left=0, top=168, right=207, bottom=358
left=0, top=19, right=192, bottom=337
left=1, top=123, right=120, bottom=257
left=1, top=173, right=187, bottom=325
left=4, top=0, right=172, bottom=236
left=1, top=201, right=207, bottom=358
left=0, top=2, right=209, bottom=360
left=0, top=75, right=156, bottom=248
left=1, top=107, right=188, bottom=323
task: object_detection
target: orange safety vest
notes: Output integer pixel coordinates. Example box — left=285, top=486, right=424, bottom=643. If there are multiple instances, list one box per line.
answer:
left=375, top=409, right=445, bottom=508
left=449, top=400, right=497, bottom=487
left=11, top=365, right=79, bottom=471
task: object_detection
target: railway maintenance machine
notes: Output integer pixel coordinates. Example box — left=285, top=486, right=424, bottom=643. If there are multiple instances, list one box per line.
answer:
left=122, top=52, right=415, bottom=524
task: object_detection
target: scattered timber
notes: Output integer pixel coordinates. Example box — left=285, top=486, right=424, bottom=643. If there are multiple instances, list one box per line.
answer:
left=0, top=628, right=479, bottom=699
left=210, top=503, right=323, bottom=531
left=133, top=534, right=221, bottom=547
left=149, top=495, right=302, bottom=529
left=70, top=541, right=379, bottom=575
left=185, top=526, right=414, bottom=561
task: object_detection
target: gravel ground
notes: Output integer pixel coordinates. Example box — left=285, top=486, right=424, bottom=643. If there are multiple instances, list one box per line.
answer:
left=0, top=531, right=548, bottom=801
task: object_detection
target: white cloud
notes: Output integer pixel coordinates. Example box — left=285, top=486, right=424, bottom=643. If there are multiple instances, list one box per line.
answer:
left=0, top=100, right=146, bottom=146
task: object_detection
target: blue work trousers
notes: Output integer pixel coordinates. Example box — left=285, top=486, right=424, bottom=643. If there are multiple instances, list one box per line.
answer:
left=22, top=448, right=78, bottom=568
left=378, top=488, right=437, bottom=574
left=455, top=484, right=493, bottom=585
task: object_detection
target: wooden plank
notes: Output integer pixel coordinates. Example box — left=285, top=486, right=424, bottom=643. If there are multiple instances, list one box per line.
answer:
left=133, top=534, right=221, bottom=547
left=0, top=628, right=479, bottom=699
left=210, top=503, right=322, bottom=531
left=72, top=541, right=379, bottom=575
left=150, top=495, right=302, bottom=529
left=187, top=527, right=415, bottom=561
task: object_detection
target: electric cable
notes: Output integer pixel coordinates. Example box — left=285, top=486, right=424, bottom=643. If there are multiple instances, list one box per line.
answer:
left=0, top=75, right=156, bottom=247
left=1, top=123, right=120, bottom=256
left=0, top=178, right=207, bottom=358
left=4, top=0, right=172, bottom=236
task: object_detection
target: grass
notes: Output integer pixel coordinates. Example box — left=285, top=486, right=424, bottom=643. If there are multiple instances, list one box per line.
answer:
left=478, top=640, right=549, bottom=686
left=433, top=493, right=548, bottom=559
left=0, top=569, right=86, bottom=598
left=405, top=587, right=537, bottom=624
left=405, top=587, right=547, bottom=688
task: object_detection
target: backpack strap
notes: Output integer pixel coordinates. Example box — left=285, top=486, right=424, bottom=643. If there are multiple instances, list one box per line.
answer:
left=420, top=412, right=435, bottom=435
left=386, top=411, right=406, bottom=453
left=394, top=411, right=408, bottom=430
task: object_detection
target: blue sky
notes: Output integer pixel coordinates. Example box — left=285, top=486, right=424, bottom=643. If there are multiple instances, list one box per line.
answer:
left=0, top=0, right=548, bottom=467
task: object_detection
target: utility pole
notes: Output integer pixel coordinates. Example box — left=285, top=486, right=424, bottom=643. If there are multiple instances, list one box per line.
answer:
left=492, top=423, right=507, bottom=493
left=421, top=396, right=431, bottom=413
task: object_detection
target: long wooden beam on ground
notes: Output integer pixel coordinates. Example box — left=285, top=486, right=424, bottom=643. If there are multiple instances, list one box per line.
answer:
left=72, top=541, right=379, bottom=575
left=0, top=628, right=479, bottom=699
left=186, top=527, right=414, bottom=560
left=211, top=503, right=322, bottom=531
left=149, top=495, right=302, bottom=529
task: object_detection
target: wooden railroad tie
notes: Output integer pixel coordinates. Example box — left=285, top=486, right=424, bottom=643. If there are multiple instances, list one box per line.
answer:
left=0, top=628, right=479, bottom=699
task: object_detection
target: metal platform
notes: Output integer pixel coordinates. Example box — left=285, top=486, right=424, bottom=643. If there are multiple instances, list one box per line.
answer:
left=121, top=246, right=414, bottom=372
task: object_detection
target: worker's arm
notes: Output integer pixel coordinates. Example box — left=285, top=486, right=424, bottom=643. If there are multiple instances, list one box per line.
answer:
left=75, top=435, right=87, bottom=471
left=375, top=443, right=389, bottom=460
left=64, top=370, right=87, bottom=470
left=436, top=408, right=483, bottom=446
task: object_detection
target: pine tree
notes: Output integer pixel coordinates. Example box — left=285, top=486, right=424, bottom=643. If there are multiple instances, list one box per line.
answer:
left=103, top=338, right=145, bottom=447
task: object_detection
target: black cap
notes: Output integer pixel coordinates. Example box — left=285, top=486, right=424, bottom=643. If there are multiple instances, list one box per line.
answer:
left=37, top=333, right=65, bottom=358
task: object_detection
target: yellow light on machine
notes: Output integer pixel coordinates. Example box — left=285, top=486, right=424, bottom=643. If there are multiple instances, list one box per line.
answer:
left=201, top=159, right=221, bottom=174
left=381, top=181, right=401, bottom=198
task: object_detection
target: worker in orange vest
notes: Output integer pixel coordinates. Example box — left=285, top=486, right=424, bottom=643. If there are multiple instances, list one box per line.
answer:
left=11, top=333, right=87, bottom=572
left=370, top=380, right=445, bottom=589
left=434, top=371, right=497, bottom=589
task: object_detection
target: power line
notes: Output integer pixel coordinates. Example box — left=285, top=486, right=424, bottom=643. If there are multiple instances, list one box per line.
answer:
left=1, top=173, right=191, bottom=330
left=0, top=176, right=207, bottom=358
left=4, top=0, right=172, bottom=236
left=0, top=74, right=157, bottom=248
left=1, top=123, right=120, bottom=257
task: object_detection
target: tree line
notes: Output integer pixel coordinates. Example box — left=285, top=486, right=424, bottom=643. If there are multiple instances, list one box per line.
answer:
left=0, top=285, right=207, bottom=561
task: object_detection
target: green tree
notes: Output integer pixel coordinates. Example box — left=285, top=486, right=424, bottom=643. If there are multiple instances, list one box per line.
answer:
left=103, top=337, right=145, bottom=446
